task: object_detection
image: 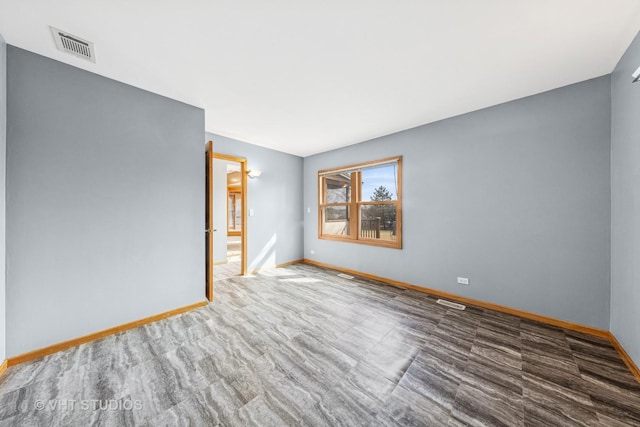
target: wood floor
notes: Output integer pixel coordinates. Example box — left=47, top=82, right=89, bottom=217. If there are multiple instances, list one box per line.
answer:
left=0, top=264, right=639, bottom=426
left=214, top=236, right=242, bottom=280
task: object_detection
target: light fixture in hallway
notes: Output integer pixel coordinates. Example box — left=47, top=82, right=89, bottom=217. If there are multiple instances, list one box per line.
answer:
left=247, top=169, right=262, bottom=179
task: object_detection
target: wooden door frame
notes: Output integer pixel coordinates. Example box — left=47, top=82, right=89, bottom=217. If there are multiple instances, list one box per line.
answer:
left=208, top=145, right=248, bottom=298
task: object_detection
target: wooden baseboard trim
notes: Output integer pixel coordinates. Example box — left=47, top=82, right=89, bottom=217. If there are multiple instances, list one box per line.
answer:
left=303, top=259, right=611, bottom=339
left=248, top=259, right=304, bottom=274
left=7, top=300, right=208, bottom=367
left=276, top=259, right=304, bottom=268
left=0, top=359, right=8, bottom=379
left=607, top=332, right=640, bottom=383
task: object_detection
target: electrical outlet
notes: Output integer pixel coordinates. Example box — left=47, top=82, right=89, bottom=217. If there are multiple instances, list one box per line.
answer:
left=310, top=249, right=315, bottom=255
left=307, top=207, right=311, bottom=213
left=457, top=277, right=470, bottom=285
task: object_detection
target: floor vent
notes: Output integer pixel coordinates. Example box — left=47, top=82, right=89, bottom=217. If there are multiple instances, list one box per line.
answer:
left=337, top=273, right=354, bottom=280
left=436, top=299, right=466, bottom=310
left=50, top=27, right=96, bottom=63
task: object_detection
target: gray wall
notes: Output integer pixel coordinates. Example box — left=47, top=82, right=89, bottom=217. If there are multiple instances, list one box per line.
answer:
left=0, top=34, right=6, bottom=362
left=611, top=32, right=640, bottom=366
left=207, top=133, right=303, bottom=271
left=304, top=76, right=612, bottom=329
left=6, top=47, right=205, bottom=356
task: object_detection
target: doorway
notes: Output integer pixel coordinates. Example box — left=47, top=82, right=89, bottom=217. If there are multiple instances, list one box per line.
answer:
left=205, top=142, right=248, bottom=301
left=215, top=161, right=243, bottom=279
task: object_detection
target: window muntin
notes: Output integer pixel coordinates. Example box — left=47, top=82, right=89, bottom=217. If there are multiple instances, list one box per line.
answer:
left=318, top=156, right=402, bottom=248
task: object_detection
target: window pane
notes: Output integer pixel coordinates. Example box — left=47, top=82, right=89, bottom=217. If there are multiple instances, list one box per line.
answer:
left=324, top=173, right=352, bottom=203
left=360, top=205, right=397, bottom=241
left=318, top=156, right=401, bottom=248
left=361, top=164, right=398, bottom=202
left=322, top=206, right=350, bottom=236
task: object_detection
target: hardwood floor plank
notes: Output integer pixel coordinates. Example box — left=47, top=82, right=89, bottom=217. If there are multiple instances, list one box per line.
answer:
left=1, top=263, right=639, bottom=426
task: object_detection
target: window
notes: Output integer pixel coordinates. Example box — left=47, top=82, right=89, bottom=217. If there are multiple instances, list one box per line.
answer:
left=318, top=156, right=402, bottom=249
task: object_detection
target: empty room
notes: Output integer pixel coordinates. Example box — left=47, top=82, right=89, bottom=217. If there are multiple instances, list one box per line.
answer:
left=1, top=1, right=640, bottom=426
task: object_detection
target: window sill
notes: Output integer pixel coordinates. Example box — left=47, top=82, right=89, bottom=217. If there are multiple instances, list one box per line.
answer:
left=318, top=234, right=402, bottom=249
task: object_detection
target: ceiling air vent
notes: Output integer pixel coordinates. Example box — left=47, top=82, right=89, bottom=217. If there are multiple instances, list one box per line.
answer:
left=50, top=27, right=96, bottom=63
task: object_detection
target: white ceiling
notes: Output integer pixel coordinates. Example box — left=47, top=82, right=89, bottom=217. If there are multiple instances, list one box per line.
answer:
left=1, top=1, right=639, bottom=157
